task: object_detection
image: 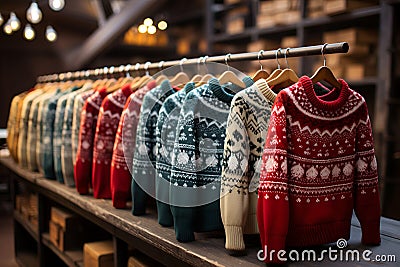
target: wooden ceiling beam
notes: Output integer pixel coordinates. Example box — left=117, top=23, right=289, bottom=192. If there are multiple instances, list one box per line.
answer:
left=67, top=0, right=164, bottom=69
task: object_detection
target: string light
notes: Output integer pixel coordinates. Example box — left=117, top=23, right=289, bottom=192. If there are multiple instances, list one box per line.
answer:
left=46, top=25, right=57, bottom=42
left=147, top=25, right=156, bottom=34
left=143, top=18, right=153, bottom=26
left=26, top=2, right=42, bottom=24
left=158, top=20, right=167, bottom=30
left=138, top=24, right=147, bottom=34
left=24, top=24, right=35, bottom=40
left=3, top=21, right=12, bottom=34
left=49, top=0, right=65, bottom=11
left=0, top=13, right=4, bottom=26
left=9, top=12, right=21, bottom=31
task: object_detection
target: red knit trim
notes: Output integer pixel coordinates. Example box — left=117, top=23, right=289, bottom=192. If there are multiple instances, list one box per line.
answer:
left=300, top=76, right=350, bottom=111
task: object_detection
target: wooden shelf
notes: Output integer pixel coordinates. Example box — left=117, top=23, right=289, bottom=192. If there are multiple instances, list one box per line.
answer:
left=14, top=211, right=39, bottom=242
left=42, top=233, right=84, bottom=267
left=15, top=251, right=39, bottom=267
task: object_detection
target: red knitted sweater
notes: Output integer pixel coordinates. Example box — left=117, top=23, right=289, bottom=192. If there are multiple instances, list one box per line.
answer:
left=74, top=88, right=108, bottom=194
left=92, top=85, right=132, bottom=199
left=257, top=76, right=381, bottom=263
left=110, top=81, right=156, bottom=208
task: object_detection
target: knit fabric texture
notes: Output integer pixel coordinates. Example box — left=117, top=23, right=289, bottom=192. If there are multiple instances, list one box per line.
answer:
left=61, top=83, right=93, bottom=187
left=131, top=80, right=178, bottom=216
left=17, top=89, right=43, bottom=168
left=257, top=76, right=381, bottom=264
left=92, top=85, right=132, bottom=199
left=155, top=82, right=195, bottom=226
left=71, top=89, right=96, bottom=167
left=220, top=79, right=276, bottom=251
left=169, top=77, right=253, bottom=242
left=110, top=81, right=156, bottom=209
left=74, top=88, right=108, bottom=194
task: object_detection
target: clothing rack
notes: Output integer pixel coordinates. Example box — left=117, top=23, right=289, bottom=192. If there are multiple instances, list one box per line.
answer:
left=37, top=42, right=349, bottom=83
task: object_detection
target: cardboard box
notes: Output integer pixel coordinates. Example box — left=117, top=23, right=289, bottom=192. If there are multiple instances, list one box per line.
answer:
left=323, top=28, right=378, bottom=49
left=84, top=241, right=114, bottom=267
left=275, top=10, right=301, bottom=25
left=324, top=0, right=378, bottom=15
left=225, top=0, right=242, bottom=5
left=227, top=17, right=245, bottom=34
left=247, top=39, right=280, bottom=53
left=259, top=1, right=275, bottom=15
left=127, top=252, right=163, bottom=267
left=281, top=36, right=298, bottom=48
left=49, top=220, right=60, bottom=247
left=51, top=207, right=80, bottom=231
left=257, top=14, right=276, bottom=28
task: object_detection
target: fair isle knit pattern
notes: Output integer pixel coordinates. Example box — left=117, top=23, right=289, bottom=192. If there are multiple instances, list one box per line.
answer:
left=131, top=80, right=178, bottom=215
left=155, top=82, right=195, bottom=226
left=110, top=81, right=156, bottom=209
left=92, top=85, right=132, bottom=199
left=74, top=88, right=108, bottom=194
left=61, top=83, right=93, bottom=187
left=220, top=79, right=276, bottom=251
left=257, top=76, right=381, bottom=264
left=169, top=77, right=253, bottom=242
left=71, top=89, right=96, bottom=167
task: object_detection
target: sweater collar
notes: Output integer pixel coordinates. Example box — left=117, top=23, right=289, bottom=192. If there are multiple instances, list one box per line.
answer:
left=254, top=79, right=276, bottom=102
left=300, top=76, right=350, bottom=111
left=208, top=78, right=234, bottom=104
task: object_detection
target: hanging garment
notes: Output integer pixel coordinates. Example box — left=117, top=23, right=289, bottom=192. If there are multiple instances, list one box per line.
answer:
left=131, top=80, right=180, bottom=216
left=71, top=89, right=96, bottom=169
left=155, top=82, right=195, bottom=227
left=169, top=77, right=253, bottom=243
left=220, top=79, right=276, bottom=251
left=61, top=83, right=93, bottom=187
left=17, top=88, right=44, bottom=168
left=257, top=76, right=381, bottom=264
left=7, top=91, right=29, bottom=162
left=92, top=85, right=132, bottom=199
left=74, top=88, right=108, bottom=194
left=110, top=81, right=156, bottom=209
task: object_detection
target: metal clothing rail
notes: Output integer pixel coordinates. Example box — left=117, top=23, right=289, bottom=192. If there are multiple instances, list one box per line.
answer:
left=37, top=42, right=349, bottom=83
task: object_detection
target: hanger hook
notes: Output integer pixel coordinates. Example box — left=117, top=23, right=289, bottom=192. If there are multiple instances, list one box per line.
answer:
left=284, top=47, right=290, bottom=68
left=275, top=48, right=281, bottom=69
left=321, top=43, right=328, bottom=66
left=135, top=63, right=141, bottom=76
left=158, top=61, right=164, bottom=71
left=124, top=64, right=131, bottom=77
left=180, top=58, right=187, bottom=72
left=197, top=56, right=203, bottom=73
left=202, top=55, right=209, bottom=74
left=258, top=50, right=264, bottom=70
left=144, top=61, right=151, bottom=76
left=225, top=53, right=231, bottom=71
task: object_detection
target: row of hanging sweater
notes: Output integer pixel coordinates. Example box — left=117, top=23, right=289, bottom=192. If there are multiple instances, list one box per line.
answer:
left=7, top=55, right=381, bottom=263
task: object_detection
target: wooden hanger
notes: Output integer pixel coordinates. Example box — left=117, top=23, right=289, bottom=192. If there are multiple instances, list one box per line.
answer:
left=130, top=62, right=154, bottom=91
left=218, top=53, right=246, bottom=88
left=265, top=48, right=283, bottom=81
left=267, top=48, right=298, bottom=88
left=252, top=50, right=270, bottom=82
left=170, top=58, right=190, bottom=87
left=311, top=43, right=341, bottom=89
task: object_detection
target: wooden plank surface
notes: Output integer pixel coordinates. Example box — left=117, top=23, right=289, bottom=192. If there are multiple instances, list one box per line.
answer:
left=2, top=156, right=400, bottom=267
left=42, top=233, right=83, bottom=267
left=0, top=157, right=43, bottom=183
left=14, top=210, right=39, bottom=242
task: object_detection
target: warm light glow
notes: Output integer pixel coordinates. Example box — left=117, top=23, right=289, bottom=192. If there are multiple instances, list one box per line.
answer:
left=0, top=13, right=4, bottom=26
left=9, top=12, right=20, bottom=31
left=158, top=20, right=167, bottom=30
left=147, top=25, right=156, bottom=34
left=138, top=24, right=147, bottom=33
left=26, top=2, right=42, bottom=24
left=46, top=25, right=57, bottom=42
left=49, top=0, right=65, bottom=11
left=24, top=24, right=35, bottom=40
left=143, top=18, right=153, bottom=26
left=4, top=21, right=12, bottom=34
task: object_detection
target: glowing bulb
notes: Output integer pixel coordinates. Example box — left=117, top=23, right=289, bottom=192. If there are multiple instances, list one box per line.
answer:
left=9, top=12, right=20, bottom=31
left=0, top=13, right=4, bottom=26
left=143, top=18, right=153, bottom=26
left=4, top=21, right=12, bottom=34
left=24, top=24, right=35, bottom=40
left=46, top=26, right=57, bottom=42
left=158, top=20, right=167, bottom=30
left=147, top=25, right=156, bottom=34
left=49, top=0, right=65, bottom=11
left=138, top=24, right=147, bottom=33
left=26, top=2, right=42, bottom=24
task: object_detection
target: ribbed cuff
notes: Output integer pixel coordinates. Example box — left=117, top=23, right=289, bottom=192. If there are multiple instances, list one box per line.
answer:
left=176, top=229, right=195, bottom=243
left=255, top=79, right=276, bottom=102
left=361, top=221, right=381, bottom=245
left=225, top=226, right=245, bottom=251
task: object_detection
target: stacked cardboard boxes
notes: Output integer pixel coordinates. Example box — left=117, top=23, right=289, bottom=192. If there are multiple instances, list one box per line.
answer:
left=15, top=193, right=38, bottom=228
left=315, top=28, right=378, bottom=80
left=225, top=6, right=249, bottom=35
left=257, top=0, right=301, bottom=28
left=307, top=0, right=378, bottom=18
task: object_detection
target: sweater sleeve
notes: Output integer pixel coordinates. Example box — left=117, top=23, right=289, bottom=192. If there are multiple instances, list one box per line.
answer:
left=354, top=102, right=381, bottom=245
left=220, top=97, right=250, bottom=251
left=170, top=95, right=198, bottom=242
left=257, top=93, right=289, bottom=264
